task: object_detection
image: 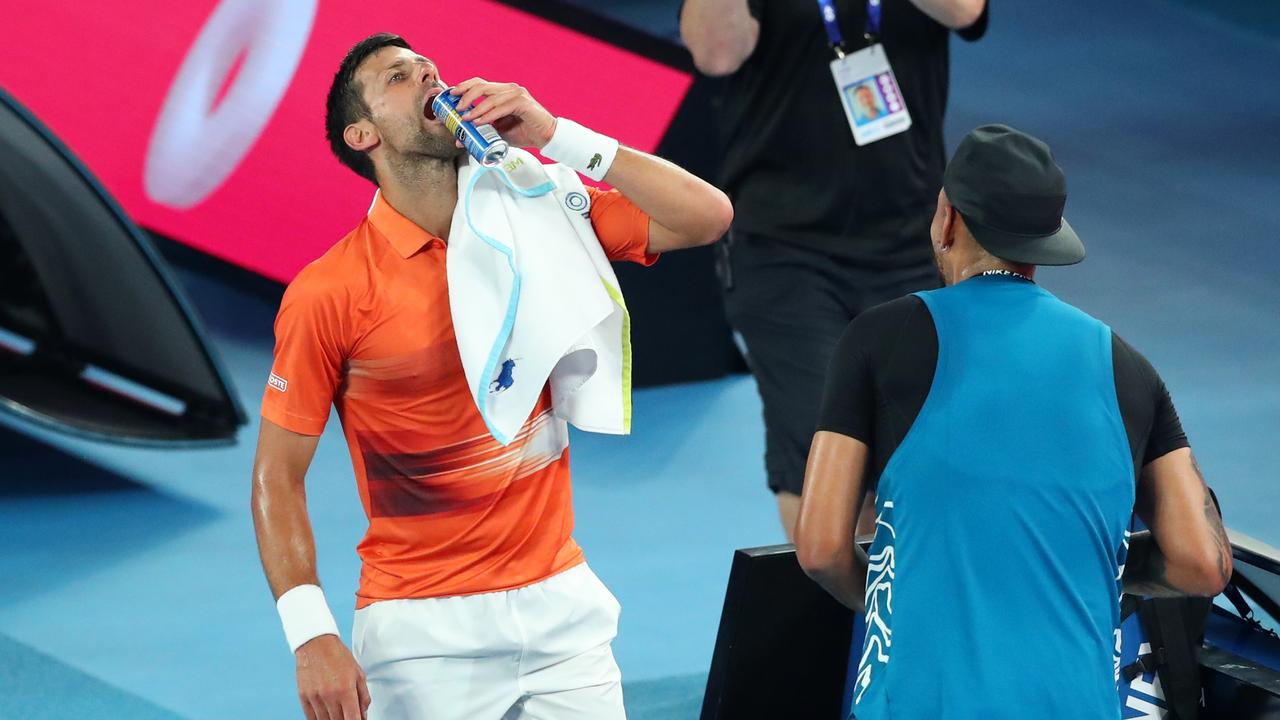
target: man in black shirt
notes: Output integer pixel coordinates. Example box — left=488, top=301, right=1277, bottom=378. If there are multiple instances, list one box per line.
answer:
left=681, top=0, right=988, bottom=538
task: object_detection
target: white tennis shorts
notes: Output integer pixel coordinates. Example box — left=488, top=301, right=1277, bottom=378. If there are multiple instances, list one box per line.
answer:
left=353, top=563, right=626, bottom=720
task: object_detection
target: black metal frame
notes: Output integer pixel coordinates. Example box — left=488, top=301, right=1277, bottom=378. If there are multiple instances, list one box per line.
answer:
left=0, top=86, right=246, bottom=446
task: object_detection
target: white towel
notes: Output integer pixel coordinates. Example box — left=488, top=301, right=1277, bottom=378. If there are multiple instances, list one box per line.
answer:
left=445, top=150, right=633, bottom=445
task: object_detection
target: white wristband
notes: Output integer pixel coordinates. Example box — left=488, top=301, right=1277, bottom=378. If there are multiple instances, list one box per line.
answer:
left=276, top=584, right=340, bottom=653
left=540, top=117, right=619, bottom=182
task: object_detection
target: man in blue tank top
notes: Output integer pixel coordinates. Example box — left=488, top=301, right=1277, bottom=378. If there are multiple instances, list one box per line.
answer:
left=795, top=125, right=1233, bottom=719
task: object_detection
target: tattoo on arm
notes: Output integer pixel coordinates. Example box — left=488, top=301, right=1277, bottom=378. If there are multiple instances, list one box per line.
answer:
left=1193, top=454, right=1234, bottom=587
left=1125, top=454, right=1234, bottom=598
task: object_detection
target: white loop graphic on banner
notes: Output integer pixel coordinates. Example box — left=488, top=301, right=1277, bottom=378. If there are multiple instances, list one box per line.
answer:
left=145, top=0, right=316, bottom=209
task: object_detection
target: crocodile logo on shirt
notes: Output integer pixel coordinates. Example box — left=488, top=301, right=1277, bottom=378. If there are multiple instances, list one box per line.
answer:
left=587, top=153, right=603, bottom=171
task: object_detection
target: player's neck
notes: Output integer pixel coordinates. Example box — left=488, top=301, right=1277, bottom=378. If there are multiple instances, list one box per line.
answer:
left=378, top=155, right=460, bottom=242
left=955, top=256, right=1036, bottom=283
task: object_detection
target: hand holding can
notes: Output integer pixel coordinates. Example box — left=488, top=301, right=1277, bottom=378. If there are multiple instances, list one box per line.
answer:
left=448, top=78, right=559, bottom=151
left=432, top=89, right=509, bottom=167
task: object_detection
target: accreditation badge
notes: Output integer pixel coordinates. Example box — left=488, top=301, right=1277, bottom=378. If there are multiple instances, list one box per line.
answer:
left=830, top=43, right=911, bottom=146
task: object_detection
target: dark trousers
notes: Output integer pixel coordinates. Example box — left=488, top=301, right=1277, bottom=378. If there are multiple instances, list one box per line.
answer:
left=719, top=232, right=939, bottom=495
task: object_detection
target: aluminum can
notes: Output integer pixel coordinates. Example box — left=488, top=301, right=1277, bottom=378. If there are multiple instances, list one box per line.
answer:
left=431, top=90, right=509, bottom=167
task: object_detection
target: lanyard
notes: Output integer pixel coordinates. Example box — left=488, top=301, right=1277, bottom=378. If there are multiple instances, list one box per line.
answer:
left=816, top=0, right=882, bottom=58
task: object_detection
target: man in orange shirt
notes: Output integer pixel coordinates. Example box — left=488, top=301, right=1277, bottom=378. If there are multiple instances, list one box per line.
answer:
left=250, top=33, right=732, bottom=720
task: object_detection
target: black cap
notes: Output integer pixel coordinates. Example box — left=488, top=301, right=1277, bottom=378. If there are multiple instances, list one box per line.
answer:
left=943, top=124, right=1084, bottom=266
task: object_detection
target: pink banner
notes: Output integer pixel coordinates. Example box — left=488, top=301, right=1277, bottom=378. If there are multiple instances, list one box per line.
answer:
left=0, top=1, right=691, bottom=281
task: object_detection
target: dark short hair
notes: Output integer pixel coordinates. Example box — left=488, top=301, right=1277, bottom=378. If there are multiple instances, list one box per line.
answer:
left=324, top=33, right=412, bottom=185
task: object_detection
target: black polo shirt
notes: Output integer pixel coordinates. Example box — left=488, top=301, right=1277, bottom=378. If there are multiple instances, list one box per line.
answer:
left=712, top=0, right=987, bottom=267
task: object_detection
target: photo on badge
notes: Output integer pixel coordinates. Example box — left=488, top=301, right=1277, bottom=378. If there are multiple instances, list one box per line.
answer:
left=845, top=79, right=889, bottom=127
left=830, top=42, right=911, bottom=145
left=834, top=66, right=912, bottom=146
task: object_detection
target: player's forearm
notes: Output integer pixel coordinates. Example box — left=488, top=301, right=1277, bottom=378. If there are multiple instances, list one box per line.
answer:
left=803, top=546, right=869, bottom=612
left=1128, top=451, right=1234, bottom=598
left=603, top=147, right=732, bottom=251
left=252, top=472, right=322, bottom=599
left=1123, top=530, right=1227, bottom=598
left=680, top=0, right=759, bottom=76
left=908, top=0, right=984, bottom=29
left=1122, top=532, right=1183, bottom=597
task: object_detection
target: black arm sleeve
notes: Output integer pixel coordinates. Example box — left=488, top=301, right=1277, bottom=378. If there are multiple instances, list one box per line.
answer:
left=815, top=308, right=879, bottom=445
left=1112, top=333, right=1190, bottom=471
left=1145, top=378, right=1189, bottom=465
left=816, top=295, right=938, bottom=483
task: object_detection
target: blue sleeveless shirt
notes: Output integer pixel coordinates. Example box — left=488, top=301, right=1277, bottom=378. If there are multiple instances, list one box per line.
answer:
left=852, top=275, right=1134, bottom=719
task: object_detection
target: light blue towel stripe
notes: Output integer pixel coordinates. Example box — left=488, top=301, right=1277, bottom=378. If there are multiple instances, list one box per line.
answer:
left=462, top=161, right=557, bottom=446
left=492, top=162, right=556, bottom=198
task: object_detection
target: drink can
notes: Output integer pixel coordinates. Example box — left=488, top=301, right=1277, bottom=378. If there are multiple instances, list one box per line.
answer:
left=431, top=90, right=509, bottom=167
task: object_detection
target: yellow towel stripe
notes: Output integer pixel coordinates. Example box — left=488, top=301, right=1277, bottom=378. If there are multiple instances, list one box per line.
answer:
left=600, top=277, right=632, bottom=432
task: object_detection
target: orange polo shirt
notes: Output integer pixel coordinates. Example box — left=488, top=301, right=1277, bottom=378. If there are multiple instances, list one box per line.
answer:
left=261, top=186, right=654, bottom=607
